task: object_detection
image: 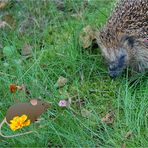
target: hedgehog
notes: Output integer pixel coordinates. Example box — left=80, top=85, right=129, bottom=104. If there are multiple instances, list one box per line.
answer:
left=96, top=0, right=148, bottom=78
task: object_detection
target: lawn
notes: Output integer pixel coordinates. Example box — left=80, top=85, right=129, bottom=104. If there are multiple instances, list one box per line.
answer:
left=0, top=0, right=148, bottom=147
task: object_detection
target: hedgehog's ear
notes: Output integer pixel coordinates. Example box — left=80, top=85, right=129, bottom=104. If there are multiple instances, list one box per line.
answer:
left=121, top=35, right=135, bottom=48
left=30, top=99, right=38, bottom=106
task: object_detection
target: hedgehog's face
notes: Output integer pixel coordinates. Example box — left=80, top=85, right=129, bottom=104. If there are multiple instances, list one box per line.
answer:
left=108, top=49, right=128, bottom=78
left=96, top=29, right=134, bottom=78
left=101, top=35, right=135, bottom=78
left=98, top=37, right=133, bottom=78
left=103, top=47, right=128, bottom=78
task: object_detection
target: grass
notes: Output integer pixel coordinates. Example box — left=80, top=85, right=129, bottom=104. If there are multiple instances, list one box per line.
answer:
left=0, top=0, right=148, bottom=147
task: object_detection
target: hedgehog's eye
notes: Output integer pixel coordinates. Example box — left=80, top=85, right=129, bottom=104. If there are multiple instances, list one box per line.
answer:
left=122, top=35, right=135, bottom=48
left=120, top=55, right=125, bottom=60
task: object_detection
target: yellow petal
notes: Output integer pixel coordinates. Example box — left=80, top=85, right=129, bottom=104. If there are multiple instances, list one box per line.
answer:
left=23, top=119, right=31, bottom=126
left=20, top=114, right=28, bottom=122
left=19, top=124, right=23, bottom=128
left=10, top=120, right=17, bottom=124
left=10, top=124, right=17, bottom=131
left=13, top=116, right=19, bottom=121
left=10, top=116, right=19, bottom=123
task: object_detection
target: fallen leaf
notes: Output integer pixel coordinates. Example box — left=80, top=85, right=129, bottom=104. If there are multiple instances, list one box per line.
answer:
left=18, top=84, right=31, bottom=95
left=76, top=98, right=85, bottom=108
left=0, top=0, right=9, bottom=9
left=54, top=0, right=65, bottom=11
left=125, top=130, right=132, bottom=139
left=55, top=76, right=68, bottom=88
left=9, top=84, right=30, bottom=95
left=83, top=0, right=89, bottom=7
left=21, top=43, right=32, bottom=58
left=2, top=14, right=16, bottom=28
left=79, top=25, right=96, bottom=48
left=19, top=17, right=39, bottom=35
left=101, top=111, right=114, bottom=124
left=0, top=21, right=6, bottom=28
left=9, top=84, right=24, bottom=93
left=81, top=108, right=92, bottom=118
left=9, top=84, right=17, bottom=93
left=40, top=64, right=48, bottom=70
left=0, top=21, right=11, bottom=29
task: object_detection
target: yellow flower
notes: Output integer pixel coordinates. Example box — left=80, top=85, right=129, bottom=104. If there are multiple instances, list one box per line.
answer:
left=10, top=114, right=31, bottom=131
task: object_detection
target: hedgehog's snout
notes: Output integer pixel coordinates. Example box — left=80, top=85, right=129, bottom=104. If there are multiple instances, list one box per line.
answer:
left=109, top=68, right=120, bottom=78
left=108, top=63, right=120, bottom=78
left=108, top=54, right=126, bottom=78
